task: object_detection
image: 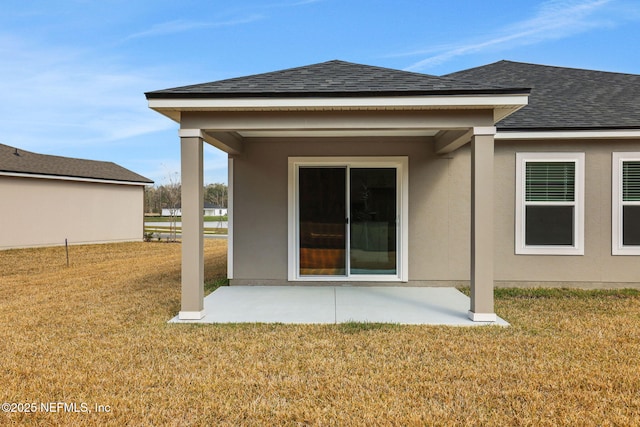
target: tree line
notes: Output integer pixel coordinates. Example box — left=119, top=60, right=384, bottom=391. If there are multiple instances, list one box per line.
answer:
left=144, top=182, right=228, bottom=214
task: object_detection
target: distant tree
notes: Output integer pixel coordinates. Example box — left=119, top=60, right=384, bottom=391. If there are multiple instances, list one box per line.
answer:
left=204, top=183, right=228, bottom=208
left=162, top=172, right=181, bottom=242
left=144, top=185, right=163, bottom=214
left=143, top=174, right=228, bottom=230
left=146, top=183, right=228, bottom=212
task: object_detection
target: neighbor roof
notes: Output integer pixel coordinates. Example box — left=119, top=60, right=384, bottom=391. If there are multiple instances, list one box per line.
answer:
left=0, top=144, right=153, bottom=184
left=446, top=60, right=640, bottom=131
left=146, top=60, right=529, bottom=99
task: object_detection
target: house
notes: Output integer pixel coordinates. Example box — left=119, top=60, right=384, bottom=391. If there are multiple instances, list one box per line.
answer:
left=161, top=203, right=227, bottom=217
left=0, top=144, right=152, bottom=249
left=160, top=206, right=181, bottom=217
left=146, top=60, right=640, bottom=321
left=204, top=203, right=227, bottom=217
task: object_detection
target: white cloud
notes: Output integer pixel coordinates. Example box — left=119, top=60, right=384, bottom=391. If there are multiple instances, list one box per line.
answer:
left=0, top=34, right=179, bottom=152
left=121, top=0, right=322, bottom=42
left=124, top=15, right=263, bottom=40
left=0, top=27, right=229, bottom=184
left=403, top=0, right=622, bottom=71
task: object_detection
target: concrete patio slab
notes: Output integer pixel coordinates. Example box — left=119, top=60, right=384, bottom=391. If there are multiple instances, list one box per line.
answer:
left=169, top=286, right=509, bottom=326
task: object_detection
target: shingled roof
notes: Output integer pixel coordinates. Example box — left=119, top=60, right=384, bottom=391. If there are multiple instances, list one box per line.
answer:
left=0, top=144, right=153, bottom=184
left=145, top=60, right=529, bottom=98
left=445, top=60, right=640, bottom=131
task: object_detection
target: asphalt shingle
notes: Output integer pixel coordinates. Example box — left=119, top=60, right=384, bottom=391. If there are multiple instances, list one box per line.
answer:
left=146, top=60, right=528, bottom=98
left=0, top=144, right=153, bottom=184
left=445, top=60, right=640, bottom=130
left=147, top=59, right=639, bottom=131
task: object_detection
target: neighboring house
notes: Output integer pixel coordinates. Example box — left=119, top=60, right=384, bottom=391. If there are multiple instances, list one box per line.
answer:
left=161, top=207, right=181, bottom=217
left=0, top=144, right=152, bottom=249
left=146, top=59, right=640, bottom=321
left=204, top=203, right=227, bottom=217
left=161, top=203, right=227, bottom=217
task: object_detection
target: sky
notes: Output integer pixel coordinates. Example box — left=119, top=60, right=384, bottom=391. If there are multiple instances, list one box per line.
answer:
left=1, top=0, right=639, bottom=185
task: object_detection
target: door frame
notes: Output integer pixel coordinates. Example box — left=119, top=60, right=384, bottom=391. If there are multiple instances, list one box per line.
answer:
left=288, top=156, right=409, bottom=282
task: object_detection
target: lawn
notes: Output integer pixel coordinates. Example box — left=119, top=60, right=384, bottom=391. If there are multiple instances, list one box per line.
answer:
left=1, top=241, right=639, bottom=426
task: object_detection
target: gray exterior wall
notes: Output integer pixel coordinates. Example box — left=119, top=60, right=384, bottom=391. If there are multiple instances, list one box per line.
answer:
left=494, top=139, right=640, bottom=286
left=230, top=136, right=640, bottom=287
left=231, top=136, right=465, bottom=285
left=0, top=176, right=145, bottom=249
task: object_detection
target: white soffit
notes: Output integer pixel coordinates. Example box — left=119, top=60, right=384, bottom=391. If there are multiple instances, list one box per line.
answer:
left=238, top=129, right=440, bottom=138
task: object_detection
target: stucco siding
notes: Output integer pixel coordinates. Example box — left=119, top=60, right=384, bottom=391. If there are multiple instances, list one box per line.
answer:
left=231, top=136, right=469, bottom=284
left=1, top=176, right=144, bottom=249
left=232, top=139, right=290, bottom=281
left=494, top=139, right=640, bottom=285
left=230, top=137, right=640, bottom=286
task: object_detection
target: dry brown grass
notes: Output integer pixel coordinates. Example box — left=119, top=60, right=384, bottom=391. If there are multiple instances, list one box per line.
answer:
left=1, top=241, right=639, bottom=426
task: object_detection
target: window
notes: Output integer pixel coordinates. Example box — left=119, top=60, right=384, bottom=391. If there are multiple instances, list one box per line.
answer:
left=515, top=153, right=584, bottom=255
left=612, top=153, right=640, bottom=255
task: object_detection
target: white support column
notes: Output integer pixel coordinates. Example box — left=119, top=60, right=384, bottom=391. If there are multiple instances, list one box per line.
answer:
left=469, top=127, right=497, bottom=322
left=178, top=131, right=205, bottom=320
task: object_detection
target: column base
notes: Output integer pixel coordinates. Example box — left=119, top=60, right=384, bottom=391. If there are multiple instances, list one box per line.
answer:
left=468, top=310, right=497, bottom=322
left=178, top=310, right=205, bottom=320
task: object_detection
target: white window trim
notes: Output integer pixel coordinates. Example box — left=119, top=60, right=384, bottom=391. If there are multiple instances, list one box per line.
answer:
left=612, top=152, right=640, bottom=255
left=515, top=152, right=585, bottom=255
left=288, top=156, right=409, bottom=282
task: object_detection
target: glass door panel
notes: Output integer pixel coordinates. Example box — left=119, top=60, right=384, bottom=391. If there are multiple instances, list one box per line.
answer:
left=349, top=168, right=397, bottom=275
left=298, top=167, right=347, bottom=276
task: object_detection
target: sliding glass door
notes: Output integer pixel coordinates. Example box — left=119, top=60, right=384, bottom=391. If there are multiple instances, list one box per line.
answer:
left=350, top=168, right=397, bottom=275
left=297, top=165, right=398, bottom=278
left=299, top=167, right=347, bottom=276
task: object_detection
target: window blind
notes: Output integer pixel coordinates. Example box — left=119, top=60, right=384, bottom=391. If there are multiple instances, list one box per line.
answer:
left=525, top=161, right=575, bottom=202
left=622, top=161, right=640, bottom=202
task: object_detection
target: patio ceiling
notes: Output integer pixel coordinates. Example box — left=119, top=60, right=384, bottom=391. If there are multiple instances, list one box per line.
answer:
left=150, top=90, right=527, bottom=157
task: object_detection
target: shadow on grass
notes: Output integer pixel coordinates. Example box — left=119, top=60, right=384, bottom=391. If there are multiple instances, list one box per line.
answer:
left=205, top=277, right=229, bottom=295
left=457, top=285, right=639, bottom=299
left=495, top=287, right=640, bottom=299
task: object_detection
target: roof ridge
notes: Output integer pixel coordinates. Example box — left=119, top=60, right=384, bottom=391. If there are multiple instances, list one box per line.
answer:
left=474, top=59, right=640, bottom=78
left=1, top=143, right=121, bottom=167
left=146, top=59, right=529, bottom=98
left=0, top=143, right=36, bottom=156
left=436, top=66, right=519, bottom=89
left=151, top=60, right=355, bottom=92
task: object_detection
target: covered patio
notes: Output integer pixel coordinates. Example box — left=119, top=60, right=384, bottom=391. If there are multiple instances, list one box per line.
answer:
left=146, top=60, right=529, bottom=324
left=169, top=286, right=509, bottom=326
